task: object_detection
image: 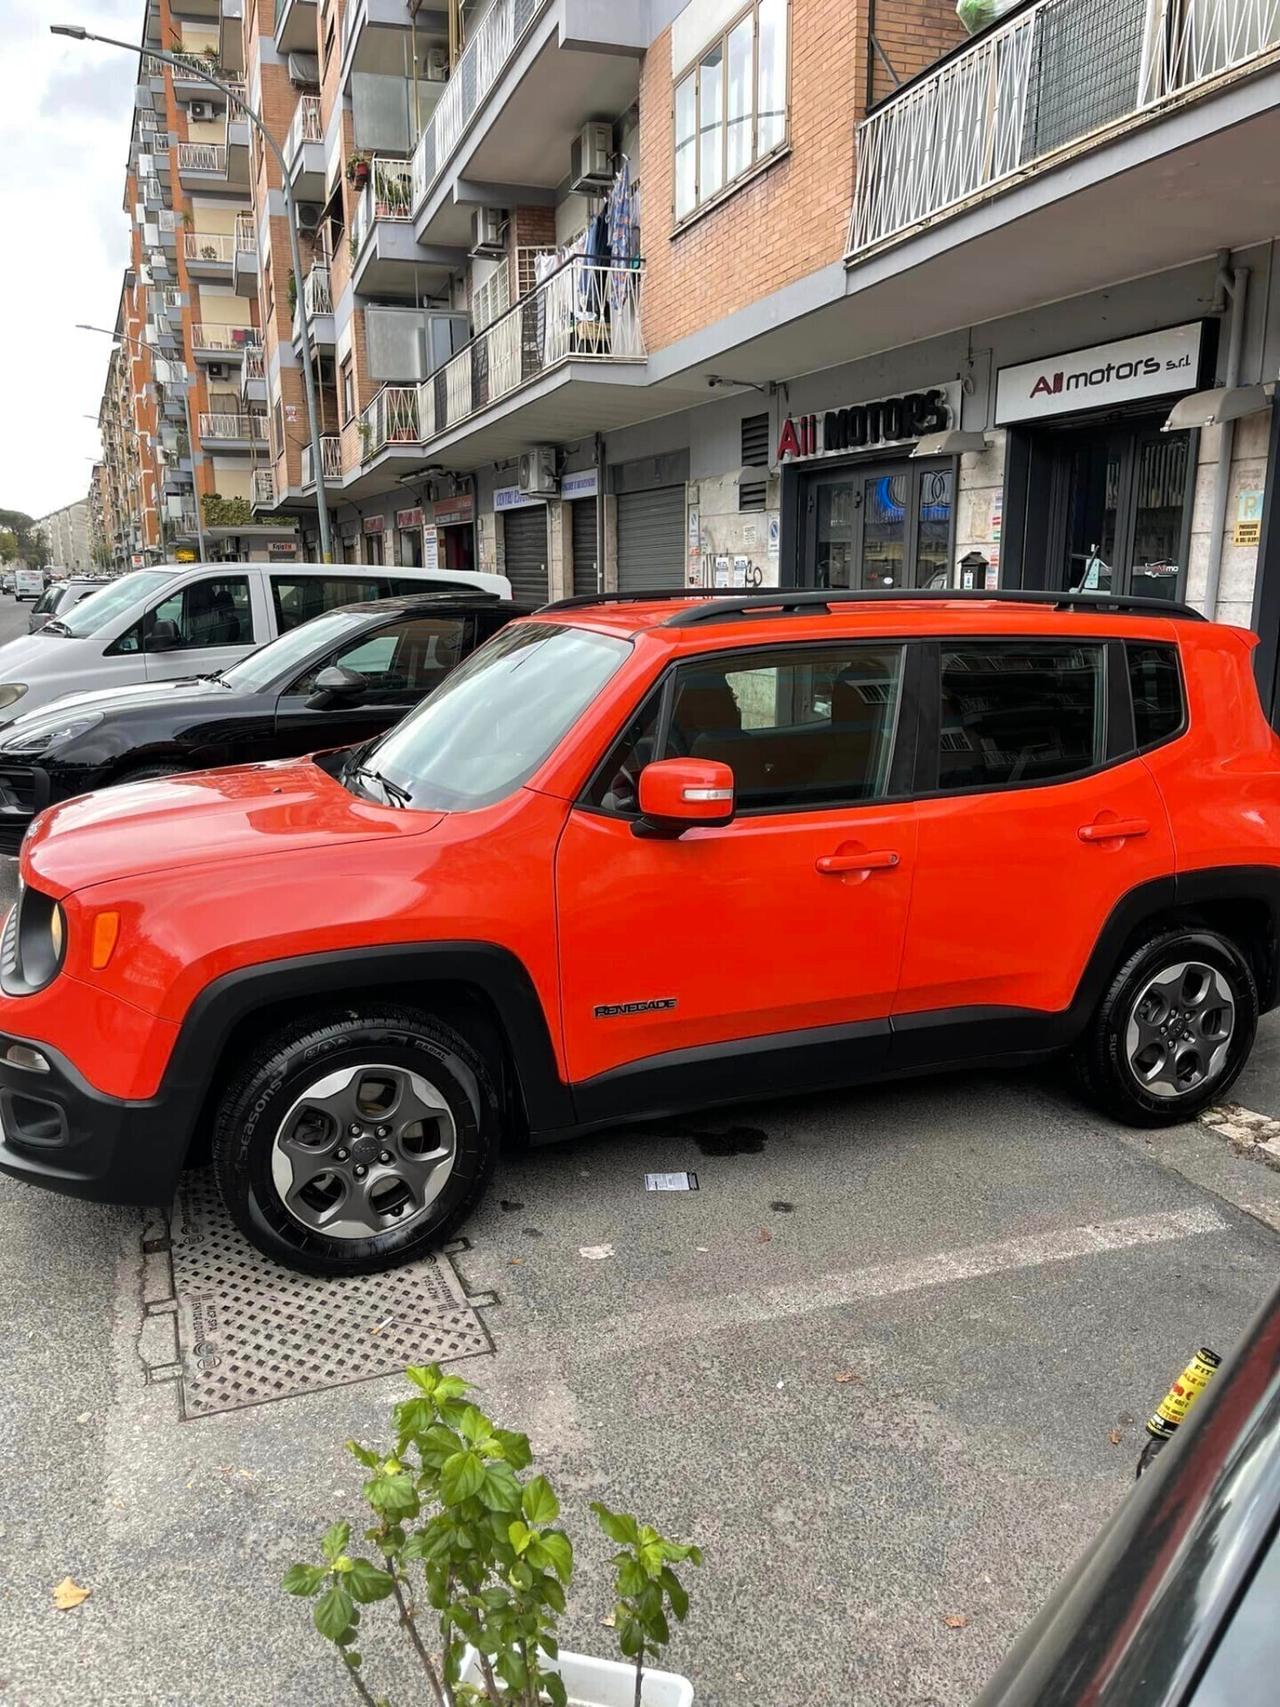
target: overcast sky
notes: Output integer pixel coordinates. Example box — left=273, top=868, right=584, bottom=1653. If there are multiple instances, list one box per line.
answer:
left=0, top=0, right=141, bottom=522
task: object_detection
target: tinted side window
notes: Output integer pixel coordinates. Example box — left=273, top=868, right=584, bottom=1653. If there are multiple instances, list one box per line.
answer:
left=289, top=617, right=470, bottom=703
left=271, top=574, right=384, bottom=632
left=1127, top=643, right=1183, bottom=749
left=133, top=576, right=255, bottom=653
left=938, top=642, right=1105, bottom=791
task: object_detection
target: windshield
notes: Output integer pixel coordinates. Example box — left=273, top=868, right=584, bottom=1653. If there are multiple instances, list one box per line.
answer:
left=220, top=607, right=375, bottom=694
left=32, top=587, right=59, bottom=615
left=349, top=622, right=630, bottom=812
left=55, top=570, right=174, bottom=638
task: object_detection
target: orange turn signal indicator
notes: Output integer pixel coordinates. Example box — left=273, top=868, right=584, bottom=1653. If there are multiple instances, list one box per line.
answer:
left=91, top=911, right=120, bottom=971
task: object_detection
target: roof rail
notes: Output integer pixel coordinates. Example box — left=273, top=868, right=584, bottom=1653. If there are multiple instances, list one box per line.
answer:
left=661, top=588, right=1207, bottom=627
left=541, top=588, right=718, bottom=611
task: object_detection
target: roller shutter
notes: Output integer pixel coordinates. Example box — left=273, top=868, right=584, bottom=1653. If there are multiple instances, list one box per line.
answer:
left=570, top=497, right=598, bottom=596
left=502, top=504, right=549, bottom=604
left=616, top=486, right=685, bottom=593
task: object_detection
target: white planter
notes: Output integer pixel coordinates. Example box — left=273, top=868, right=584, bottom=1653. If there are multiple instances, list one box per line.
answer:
left=458, top=1646, right=693, bottom=1706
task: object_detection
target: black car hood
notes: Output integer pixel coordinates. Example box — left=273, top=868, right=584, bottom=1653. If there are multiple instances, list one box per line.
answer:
left=0, top=675, right=228, bottom=736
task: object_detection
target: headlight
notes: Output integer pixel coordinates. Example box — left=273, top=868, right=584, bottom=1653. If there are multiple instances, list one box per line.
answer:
left=0, top=883, right=66, bottom=995
left=3, top=713, right=103, bottom=757
left=0, top=685, right=29, bottom=712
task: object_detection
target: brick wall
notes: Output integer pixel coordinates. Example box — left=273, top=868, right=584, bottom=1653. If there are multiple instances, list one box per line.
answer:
left=869, top=0, right=966, bottom=105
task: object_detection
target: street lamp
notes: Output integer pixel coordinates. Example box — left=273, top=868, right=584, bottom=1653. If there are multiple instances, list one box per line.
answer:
left=53, top=23, right=335, bottom=562
left=76, top=324, right=209, bottom=562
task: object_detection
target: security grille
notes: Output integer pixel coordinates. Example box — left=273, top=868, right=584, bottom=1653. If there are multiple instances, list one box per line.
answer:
left=571, top=495, right=599, bottom=595
left=616, top=487, right=685, bottom=593
left=502, top=503, right=550, bottom=602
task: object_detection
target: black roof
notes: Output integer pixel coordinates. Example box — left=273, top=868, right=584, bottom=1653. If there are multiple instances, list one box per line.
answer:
left=321, top=591, right=539, bottom=620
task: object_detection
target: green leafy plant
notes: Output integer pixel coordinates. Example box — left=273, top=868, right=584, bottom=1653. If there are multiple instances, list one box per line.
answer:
left=284, top=1366, right=699, bottom=1707
left=346, top=150, right=372, bottom=188
left=592, top=1504, right=702, bottom=1707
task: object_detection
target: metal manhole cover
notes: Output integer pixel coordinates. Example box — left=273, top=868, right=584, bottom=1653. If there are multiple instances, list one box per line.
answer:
left=140, top=1172, right=494, bottom=1419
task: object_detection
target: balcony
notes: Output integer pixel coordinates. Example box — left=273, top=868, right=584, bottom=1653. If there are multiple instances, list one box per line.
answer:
left=340, top=0, right=431, bottom=86
left=359, top=385, right=421, bottom=463
left=220, top=0, right=245, bottom=76
left=274, top=0, right=318, bottom=55
left=350, top=158, right=446, bottom=297
left=410, top=0, right=645, bottom=247
left=177, top=139, right=228, bottom=187
left=301, top=436, right=342, bottom=488
left=198, top=411, right=268, bottom=449
left=233, top=212, right=258, bottom=297
left=293, top=260, right=335, bottom=351
left=283, top=96, right=324, bottom=200
left=850, top=0, right=1280, bottom=258
left=190, top=322, right=260, bottom=359
left=184, top=230, right=236, bottom=278
left=251, top=470, right=277, bottom=508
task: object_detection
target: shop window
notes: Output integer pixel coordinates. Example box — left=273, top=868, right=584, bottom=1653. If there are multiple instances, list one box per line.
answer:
left=1127, top=643, right=1184, bottom=750
left=740, top=412, right=769, bottom=512
left=674, top=0, right=789, bottom=222
left=937, top=642, right=1106, bottom=792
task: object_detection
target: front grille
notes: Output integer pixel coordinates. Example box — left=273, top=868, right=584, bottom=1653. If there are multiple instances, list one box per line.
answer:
left=0, top=767, right=41, bottom=815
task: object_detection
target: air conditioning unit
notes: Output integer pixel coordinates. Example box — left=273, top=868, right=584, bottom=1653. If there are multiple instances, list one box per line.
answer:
left=207, top=361, right=229, bottom=381
left=469, top=207, right=506, bottom=258
left=425, top=46, right=449, bottom=80
left=518, top=447, right=558, bottom=498
left=188, top=100, right=214, bottom=122
left=296, top=202, right=323, bottom=234
left=570, top=122, right=613, bottom=192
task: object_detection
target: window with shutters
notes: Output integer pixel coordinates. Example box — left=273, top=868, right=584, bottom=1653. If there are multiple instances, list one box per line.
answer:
left=674, top=0, right=789, bottom=224
left=740, top=411, right=769, bottom=512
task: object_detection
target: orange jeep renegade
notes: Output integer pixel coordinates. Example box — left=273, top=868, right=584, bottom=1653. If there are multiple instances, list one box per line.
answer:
left=0, top=589, right=1276, bottom=1275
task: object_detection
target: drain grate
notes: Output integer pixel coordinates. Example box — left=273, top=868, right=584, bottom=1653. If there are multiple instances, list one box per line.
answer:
left=141, top=1172, right=494, bottom=1420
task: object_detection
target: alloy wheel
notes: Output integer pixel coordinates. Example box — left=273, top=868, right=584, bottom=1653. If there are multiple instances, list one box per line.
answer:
left=1124, top=961, right=1235, bottom=1100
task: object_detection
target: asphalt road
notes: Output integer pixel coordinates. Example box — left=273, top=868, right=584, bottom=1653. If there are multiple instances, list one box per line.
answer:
left=0, top=585, right=1279, bottom=1707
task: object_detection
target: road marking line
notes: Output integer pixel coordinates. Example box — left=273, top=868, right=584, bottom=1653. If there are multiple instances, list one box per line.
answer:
left=1200, top=1103, right=1280, bottom=1170
left=597, top=1206, right=1227, bottom=1352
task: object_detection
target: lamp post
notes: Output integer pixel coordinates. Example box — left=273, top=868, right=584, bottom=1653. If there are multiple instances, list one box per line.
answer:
left=53, top=23, right=335, bottom=562
left=77, top=324, right=208, bottom=563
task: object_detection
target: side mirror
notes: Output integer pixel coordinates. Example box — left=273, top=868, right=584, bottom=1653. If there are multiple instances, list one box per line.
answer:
left=147, top=618, right=181, bottom=653
left=306, top=664, right=368, bottom=711
left=634, top=758, right=735, bottom=839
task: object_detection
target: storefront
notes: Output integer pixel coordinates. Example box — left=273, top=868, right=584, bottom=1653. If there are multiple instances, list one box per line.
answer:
left=430, top=493, right=476, bottom=576
left=995, top=322, right=1212, bottom=601
left=362, top=514, right=385, bottom=565
left=495, top=486, right=550, bottom=602
left=395, top=506, right=424, bottom=567
left=562, top=469, right=600, bottom=596
left=778, top=383, right=961, bottom=589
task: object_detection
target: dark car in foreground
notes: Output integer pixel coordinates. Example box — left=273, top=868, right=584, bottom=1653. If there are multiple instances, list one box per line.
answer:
left=975, top=1283, right=1280, bottom=1706
left=0, top=590, right=529, bottom=850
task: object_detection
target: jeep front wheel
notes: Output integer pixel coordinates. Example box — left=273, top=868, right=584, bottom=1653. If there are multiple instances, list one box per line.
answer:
left=1076, top=928, right=1257, bottom=1127
left=212, top=1006, right=498, bottom=1275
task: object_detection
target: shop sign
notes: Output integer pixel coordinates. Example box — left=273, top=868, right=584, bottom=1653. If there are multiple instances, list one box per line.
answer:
left=995, top=322, right=1203, bottom=424
left=267, top=540, right=299, bottom=556
left=174, top=549, right=196, bottom=563
left=776, top=382, right=959, bottom=463
left=433, top=494, right=475, bottom=526
left=395, top=507, right=424, bottom=530
left=1234, top=486, right=1264, bottom=547
left=560, top=469, right=599, bottom=501
left=493, top=485, right=544, bottom=512
left=424, top=529, right=439, bottom=571
left=130, top=553, right=145, bottom=567
left=363, top=514, right=385, bottom=535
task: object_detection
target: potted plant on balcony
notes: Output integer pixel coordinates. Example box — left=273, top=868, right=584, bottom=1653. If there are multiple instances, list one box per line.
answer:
left=283, top=1365, right=700, bottom=1706
left=346, top=150, right=372, bottom=191
left=287, top=269, right=298, bottom=318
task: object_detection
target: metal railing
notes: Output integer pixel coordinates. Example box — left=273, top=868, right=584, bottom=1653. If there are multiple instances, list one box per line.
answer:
left=416, top=258, right=645, bottom=444
left=412, top=0, right=547, bottom=210
left=198, top=412, right=268, bottom=441
left=359, top=385, right=421, bottom=461
left=191, top=323, right=261, bottom=352
left=158, top=209, right=183, bottom=232
left=301, top=263, right=333, bottom=318
left=178, top=140, right=227, bottom=175
left=252, top=470, right=276, bottom=506
left=849, top=0, right=1280, bottom=256
left=184, top=231, right=237, bottom=263
left=171, top=47, right=223, bottom=78
left=235, top=213, right=257, bottom=253
left=351, top=158, right=415, bottom=252
left=302, top=435, right=343, bottom=486
left=243, top=347, right=266, bottom=380
left=284, top=95, right=323, bottom=163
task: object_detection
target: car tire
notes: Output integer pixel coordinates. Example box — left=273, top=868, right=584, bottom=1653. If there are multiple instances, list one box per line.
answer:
left=1075, top=927, right=1257, bottom=1127
left=212, top=1005, right=499, bottom=1276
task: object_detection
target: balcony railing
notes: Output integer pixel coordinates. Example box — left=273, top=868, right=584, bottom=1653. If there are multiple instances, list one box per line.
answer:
left=243, top=347, right=266, bottom=380
left=171, top=48, right=224, bottom=78
left=284, top=95, right=323, bottom=163
left=359, top=385, right=421, bottom=461
left=302, top=436, right=343, bottom=486
left=412, top=0, right=548, bottom=209
left=417, top=258, right=644, bottom=442
left=199, top=412, right=268, bottom=441
left=185, top=231, right=237, bottom=263
left=235, top=213, right=257, bottom=252
left=351, top=158, right=415, bottom=252
left=849, top=0, right=1280, bottom=256
left=191, top=323, right=261, bottom=352
left=178, top=141, right=226, bottom=175
left=252, top=470, right=277, bottom=506
left=302, top=263, right=333, bottom=317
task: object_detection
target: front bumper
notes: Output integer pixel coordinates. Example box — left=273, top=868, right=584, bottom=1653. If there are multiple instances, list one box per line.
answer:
left=0, top=763, right=49, bottom=852
left=0, top=1029, right=187, bottom=1205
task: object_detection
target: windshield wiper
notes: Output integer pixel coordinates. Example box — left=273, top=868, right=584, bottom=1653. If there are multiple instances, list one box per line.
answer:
left=342, top=760, right=412, bottom=808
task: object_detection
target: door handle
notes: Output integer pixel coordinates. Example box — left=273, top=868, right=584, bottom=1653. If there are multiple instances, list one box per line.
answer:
left=1078, top=818, right=1150, bottom=843
left=816, top=849, right=900, bottom=875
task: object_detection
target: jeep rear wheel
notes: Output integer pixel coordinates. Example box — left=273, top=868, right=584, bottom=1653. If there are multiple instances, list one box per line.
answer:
left=1076, top=928, right=1257, bottom=1127
left=212, top=1006, right=498, bottom=1275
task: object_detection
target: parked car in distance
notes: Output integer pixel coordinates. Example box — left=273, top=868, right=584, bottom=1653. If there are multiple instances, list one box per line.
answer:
left=0, top=559, right=511, bottom=731
left=27, top=576, right=112, bottom=635
left=1, top=573, right=14, bottom=596
left=973, top=1282, right=1280, bottom=1707
left=1, top=587, right=1278, bottom=1276
left=0, top=591, right=534, bottom=850
left=13, top=568, right=45, bottom=602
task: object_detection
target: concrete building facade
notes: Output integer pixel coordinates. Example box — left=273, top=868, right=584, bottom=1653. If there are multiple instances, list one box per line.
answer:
left=32, top=499, right=94, bottom=573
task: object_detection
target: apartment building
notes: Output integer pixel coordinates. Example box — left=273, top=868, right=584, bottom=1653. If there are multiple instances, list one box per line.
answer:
left=32, top=499, right=94, bottom=573
left=95, top=0, right=301, bottom=568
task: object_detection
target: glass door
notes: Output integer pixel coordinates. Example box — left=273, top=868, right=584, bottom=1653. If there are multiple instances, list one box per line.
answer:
left=806, top=462, right=955, bottom=591
left=1048, top=419, right=1191, bottom=602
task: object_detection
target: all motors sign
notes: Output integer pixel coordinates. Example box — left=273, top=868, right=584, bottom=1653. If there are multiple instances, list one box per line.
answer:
left=995, top=322, right=1204, bottom=424
left=777, top=381, right=961, bottom=462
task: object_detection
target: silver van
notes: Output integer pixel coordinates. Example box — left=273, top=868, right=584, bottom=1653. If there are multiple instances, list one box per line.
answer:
left=0, top=561, right=511, bottom=729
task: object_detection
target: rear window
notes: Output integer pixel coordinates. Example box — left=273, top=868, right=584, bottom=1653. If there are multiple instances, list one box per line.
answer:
left=271, top=574, right=387, bottom=632
left=1127, top=643, right=1184, bottom=749
left=937, top=641, right=1106, bottom=792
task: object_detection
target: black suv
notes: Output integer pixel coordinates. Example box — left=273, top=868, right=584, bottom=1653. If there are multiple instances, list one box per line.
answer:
left=0, top=590, right=528, bottom=849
